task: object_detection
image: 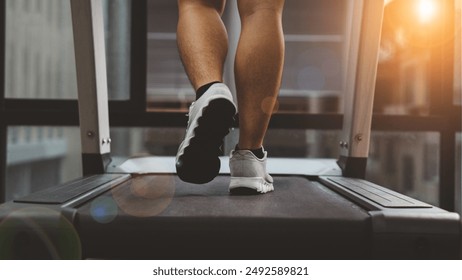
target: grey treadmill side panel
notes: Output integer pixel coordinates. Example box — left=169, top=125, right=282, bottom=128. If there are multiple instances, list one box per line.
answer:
left=13, top=174, right=130, bottom=207
left=0, top=174, right=131, bottom=259
left=320, top=176, right=461, bottom=258
left=323, top=177, right=432, bottom=208
left=370, top=210, right=460, bottom=259
left=0, top=204, right=81, bottom=259
left=369, top=210, right=460, bottom=235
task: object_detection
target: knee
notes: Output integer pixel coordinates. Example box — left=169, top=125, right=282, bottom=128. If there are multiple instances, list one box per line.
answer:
left=178, top=0, right=226, bottom=16
left=237, top=0, right=284, bottom=19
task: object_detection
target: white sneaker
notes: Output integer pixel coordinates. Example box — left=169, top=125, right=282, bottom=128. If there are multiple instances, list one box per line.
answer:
left=229, top=149, right=274, bottom=194
left=176, top=83, right=237, bottom=184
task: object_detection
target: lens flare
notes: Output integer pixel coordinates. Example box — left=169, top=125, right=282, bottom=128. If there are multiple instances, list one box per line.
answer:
left=90, top=197, right=118, bottom=224
left=0, top=207, right=81, bottom=259
left=111, top=175, right=175, bottom=218
left=417, top=0, right=437, bottom=24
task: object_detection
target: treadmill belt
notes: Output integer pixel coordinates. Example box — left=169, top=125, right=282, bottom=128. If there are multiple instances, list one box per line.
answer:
left=75, top=175, right=371, bottom=259
left=79, top=175, right=368, bottom=220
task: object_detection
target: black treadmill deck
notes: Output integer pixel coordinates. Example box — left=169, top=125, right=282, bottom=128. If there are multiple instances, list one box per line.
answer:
left=83, top=175, right=368, bottom=219
left=0, top=174, right=460, bottom=259
left=75, top=175, right=370, bottom=259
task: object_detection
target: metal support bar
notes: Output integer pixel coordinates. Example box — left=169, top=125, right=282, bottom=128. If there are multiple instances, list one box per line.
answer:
left=70, top=0, right=111, bottom=174
left=338, top=0, right=385, bottom=178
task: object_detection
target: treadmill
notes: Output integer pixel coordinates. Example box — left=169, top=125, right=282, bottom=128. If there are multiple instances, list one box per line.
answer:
left=0, top=0, right=461, bottom=259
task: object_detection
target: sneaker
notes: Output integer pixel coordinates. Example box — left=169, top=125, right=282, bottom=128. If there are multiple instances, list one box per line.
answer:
left=176, top=83, right=237, bottom=184
left=229, top=149, right=274, bottom=194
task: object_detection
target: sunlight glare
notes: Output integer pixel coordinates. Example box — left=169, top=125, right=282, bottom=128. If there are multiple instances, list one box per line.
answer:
left=417, top=0, right=437, bottom=24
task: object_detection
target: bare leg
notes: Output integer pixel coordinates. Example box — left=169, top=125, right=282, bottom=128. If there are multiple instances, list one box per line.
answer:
left=177, top=0, right=228, bottom=90
left=235, top=0, right=285, bottom=150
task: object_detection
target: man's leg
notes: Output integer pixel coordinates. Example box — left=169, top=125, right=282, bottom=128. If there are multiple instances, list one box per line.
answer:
left=234, top=0, right=285, bottom=151
left=177, top=0, right=227, bottom=90
left=176, top=0, right=237, bottom=184
left=228, top=0, right=284, bottom=194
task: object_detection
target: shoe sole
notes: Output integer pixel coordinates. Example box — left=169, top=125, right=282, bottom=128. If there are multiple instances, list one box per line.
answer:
left=176, top=99, right=236, bottom=184
left=229, top=177, right=274, bottom=194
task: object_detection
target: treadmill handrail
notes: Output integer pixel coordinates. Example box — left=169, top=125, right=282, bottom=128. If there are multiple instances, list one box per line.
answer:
left=339, top=0, right=385, bottom=176
left=70, top=0, right=111, bottom=157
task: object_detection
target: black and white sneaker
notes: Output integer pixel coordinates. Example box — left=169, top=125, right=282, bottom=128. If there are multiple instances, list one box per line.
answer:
left=176, top=83, right=237, bottom=184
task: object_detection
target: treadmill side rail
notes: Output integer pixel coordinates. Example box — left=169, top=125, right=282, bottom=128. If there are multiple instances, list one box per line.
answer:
left=320, top=176, right=461, bottom=259
left=0, top=174, right=132, bottom=259
left=322, top=177, right=433, bottom=209
left=13, top=174, right=130, bottom=207
left=0, top=204, right=81, bottom=259
left=369, top=210, right=460, bottom=235
left=370, top=210, right=461, bottom=259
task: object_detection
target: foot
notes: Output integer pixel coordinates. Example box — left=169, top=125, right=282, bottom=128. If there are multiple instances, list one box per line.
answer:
left=229, top=148, right=274, bottom=194
left=176, top=83, right=237, bottom=184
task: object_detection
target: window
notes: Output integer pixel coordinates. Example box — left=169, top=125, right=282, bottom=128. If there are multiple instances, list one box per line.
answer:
left=6, top=126, right=81, bottom=201
left=4, top=0, right=132, bottom=100
left=146, top=0, right=190, bottom=110
left=103, top=0, right=132, bottom=100
left=375, top=0, right=455, bottom=115
left=2, top=0, right=133, bottom=200
left=4, top=0, right=77, bottom=99
left=367, top=132, right=439, bottom=206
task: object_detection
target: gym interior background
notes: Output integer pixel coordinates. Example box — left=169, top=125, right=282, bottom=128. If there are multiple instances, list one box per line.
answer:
left=0, top=0, right=461, bottom=212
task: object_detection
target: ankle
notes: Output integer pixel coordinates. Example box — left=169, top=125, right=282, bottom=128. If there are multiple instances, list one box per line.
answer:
left=235, top=145, right=264, bottom=159
left=195, top=81, right=221, bottom=100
